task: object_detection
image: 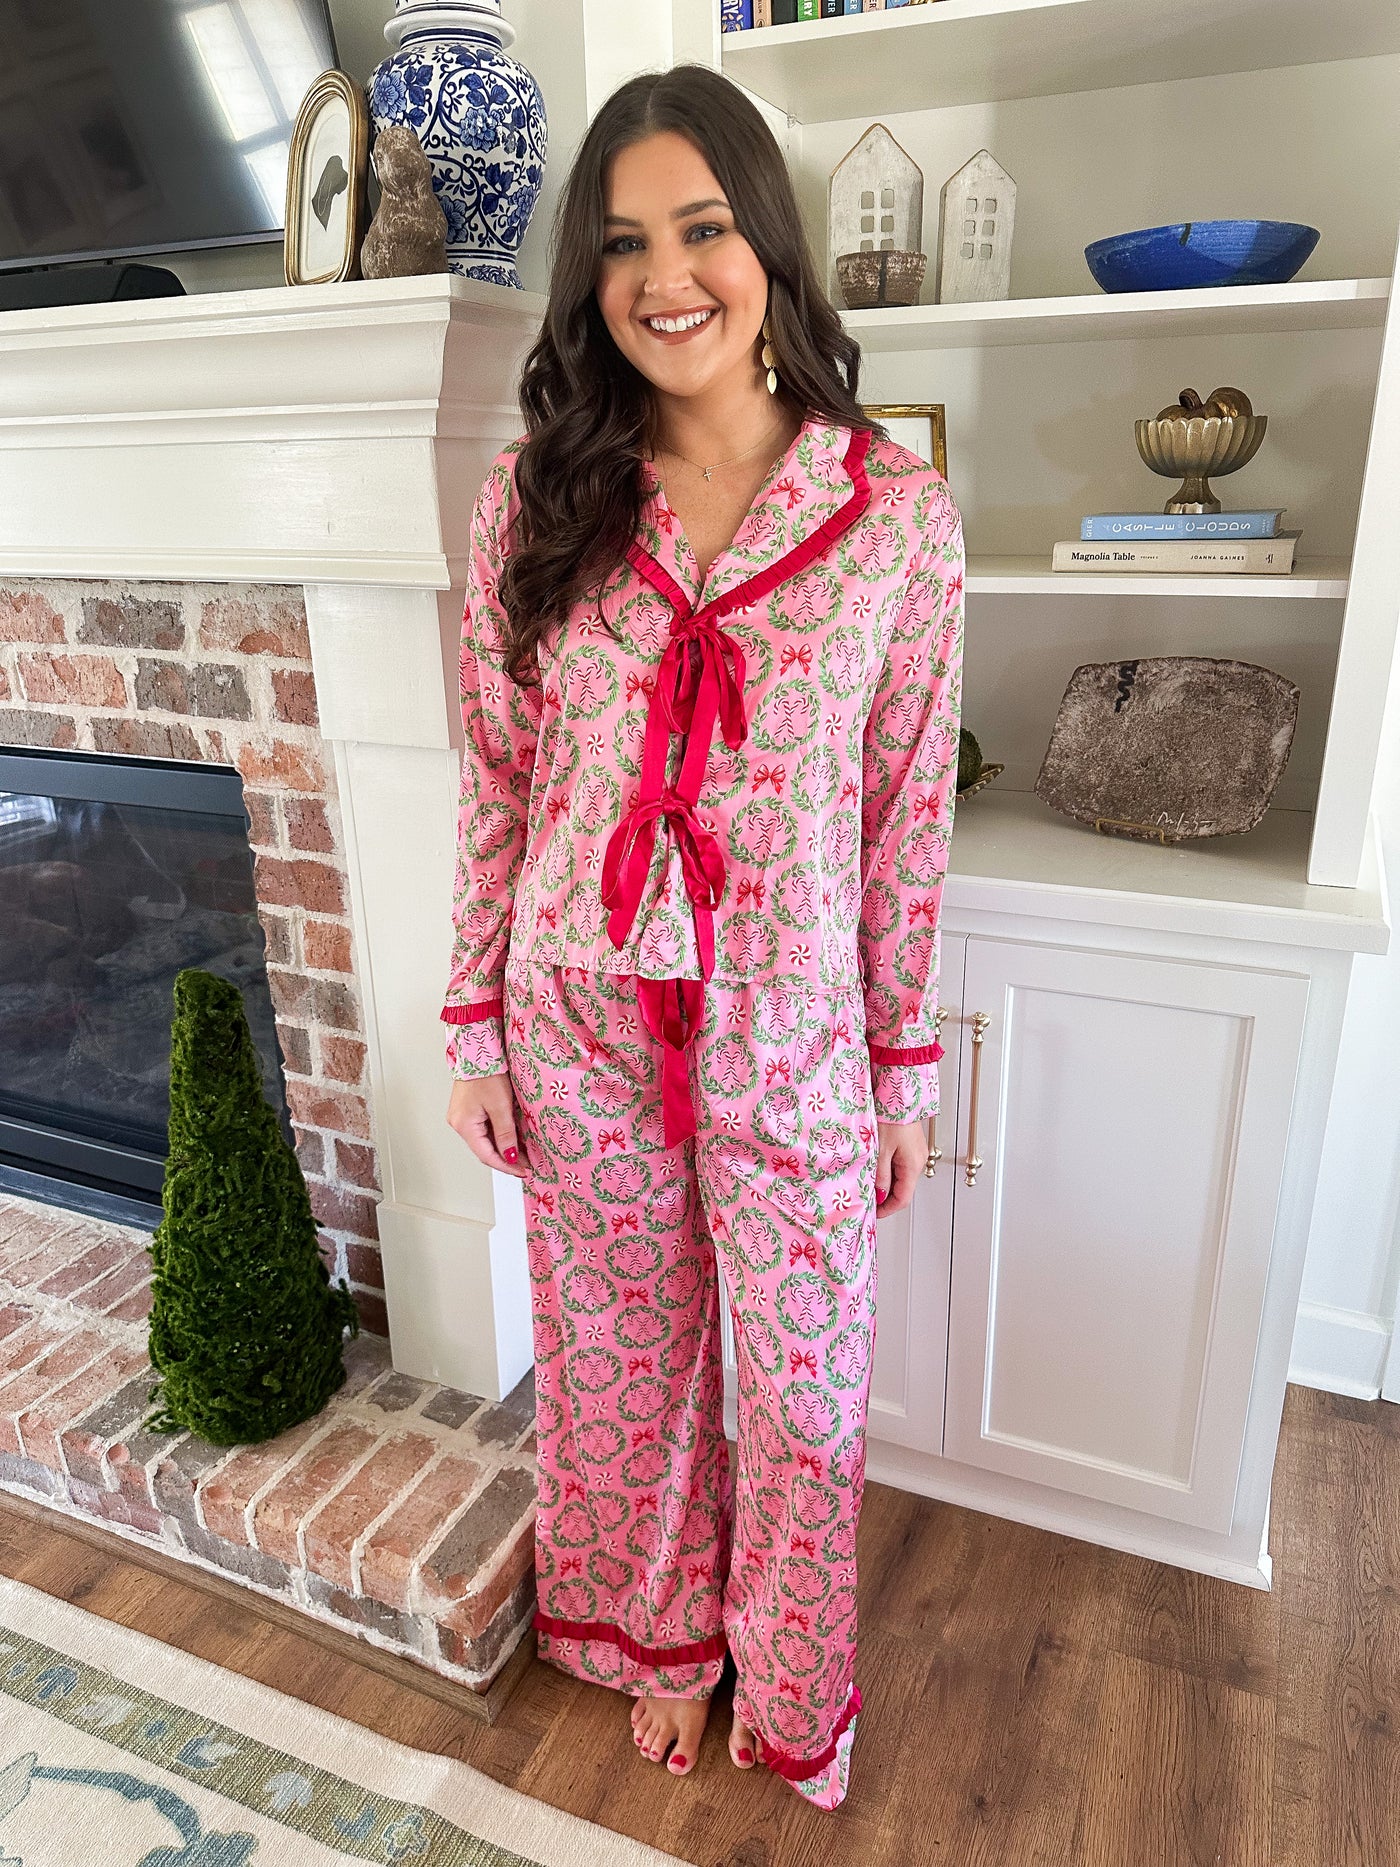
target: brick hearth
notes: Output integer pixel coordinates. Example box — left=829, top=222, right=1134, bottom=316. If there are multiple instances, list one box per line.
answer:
left=0, top=578, right=388, bottom=1337
left=0, top=1191, right=539, bottom=1694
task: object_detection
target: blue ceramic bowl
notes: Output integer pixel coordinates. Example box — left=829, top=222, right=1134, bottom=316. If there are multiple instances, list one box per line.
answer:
left=1084, top=219, right=1320, bottom=292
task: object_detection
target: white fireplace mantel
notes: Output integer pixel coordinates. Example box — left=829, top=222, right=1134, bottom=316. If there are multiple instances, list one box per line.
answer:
left=0, top=273, right=550, bottom=1401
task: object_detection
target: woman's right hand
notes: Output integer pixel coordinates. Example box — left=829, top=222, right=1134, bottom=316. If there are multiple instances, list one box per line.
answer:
left=447, top=1075, right=528, bottom=1178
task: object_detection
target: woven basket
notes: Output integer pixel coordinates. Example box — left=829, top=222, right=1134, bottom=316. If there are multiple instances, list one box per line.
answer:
left=836, top=248, right=926, bottom=310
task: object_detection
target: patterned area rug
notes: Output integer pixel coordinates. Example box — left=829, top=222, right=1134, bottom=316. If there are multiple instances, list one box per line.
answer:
left=0, top=1575, right=691, bottom=1866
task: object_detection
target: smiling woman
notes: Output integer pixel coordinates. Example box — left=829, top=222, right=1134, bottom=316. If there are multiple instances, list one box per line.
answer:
left=494, top=62, right=871, bottom=684
left=441, top=60, right=966, bottom=1818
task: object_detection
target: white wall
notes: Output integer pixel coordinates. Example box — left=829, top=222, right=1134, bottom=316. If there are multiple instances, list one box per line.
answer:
left=1295, top=529, right=1400, bottom=1401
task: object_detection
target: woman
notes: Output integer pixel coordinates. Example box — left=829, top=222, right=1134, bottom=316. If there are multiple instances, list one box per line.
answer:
left=443, top=62, right=964, bottom=1812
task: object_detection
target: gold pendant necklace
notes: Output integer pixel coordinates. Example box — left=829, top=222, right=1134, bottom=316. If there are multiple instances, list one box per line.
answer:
left=655, top=415, right=788, bottom=483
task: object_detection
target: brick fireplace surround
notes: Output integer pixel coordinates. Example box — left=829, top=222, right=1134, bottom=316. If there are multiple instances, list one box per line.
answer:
left=0, top=574, right=540, bottom=1694
left=1, top=575, right=388, bottom=1330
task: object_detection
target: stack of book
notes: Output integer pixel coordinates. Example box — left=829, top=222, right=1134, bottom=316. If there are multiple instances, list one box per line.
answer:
left=1052, top=510, right=1301, bottom=575
left=723, top=1, right=916, bottom=28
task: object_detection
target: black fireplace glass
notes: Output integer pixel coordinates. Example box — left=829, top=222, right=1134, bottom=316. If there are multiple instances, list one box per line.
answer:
left=0, top=746, right=291, bottom=1208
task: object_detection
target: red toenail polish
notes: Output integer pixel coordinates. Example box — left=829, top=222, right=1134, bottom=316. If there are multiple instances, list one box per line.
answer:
left=672, top=1755, right=686, bottom=1768
left=738, top=1747, right=753, bottom=1762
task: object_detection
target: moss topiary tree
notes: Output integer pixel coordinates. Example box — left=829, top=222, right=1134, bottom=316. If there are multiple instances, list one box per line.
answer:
left=142, top=966, right=360, bottom=1445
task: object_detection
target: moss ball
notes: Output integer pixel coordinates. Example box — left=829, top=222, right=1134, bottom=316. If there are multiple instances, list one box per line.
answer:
left=958, top=727, right=983, bottom=791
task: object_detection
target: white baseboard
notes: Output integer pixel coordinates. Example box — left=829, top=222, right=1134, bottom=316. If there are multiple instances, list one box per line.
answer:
left=1289, top=1299, right=1396, bottom=1400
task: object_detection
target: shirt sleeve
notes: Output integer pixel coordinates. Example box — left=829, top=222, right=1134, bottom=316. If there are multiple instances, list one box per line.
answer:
left=858, top=473, right=965, bottom=1122
left=441, top=451, right=542, bottom=1082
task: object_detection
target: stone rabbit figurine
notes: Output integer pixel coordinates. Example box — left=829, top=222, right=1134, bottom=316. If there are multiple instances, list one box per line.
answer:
left=360, top=124, right=448, bottom=279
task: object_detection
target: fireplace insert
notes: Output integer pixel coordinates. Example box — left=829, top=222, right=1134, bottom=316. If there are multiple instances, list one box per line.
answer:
left=0, top=746, right=292, bottom=1224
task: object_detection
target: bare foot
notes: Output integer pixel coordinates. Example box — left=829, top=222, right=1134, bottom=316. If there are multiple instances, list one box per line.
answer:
left=729, top=1707, right=756, bottom=1768
left=630, top=1692, right=712, bottom=1775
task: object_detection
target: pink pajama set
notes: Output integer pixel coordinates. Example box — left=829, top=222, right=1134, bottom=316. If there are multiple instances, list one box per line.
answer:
left=441, top=414, right=965, bottom=1809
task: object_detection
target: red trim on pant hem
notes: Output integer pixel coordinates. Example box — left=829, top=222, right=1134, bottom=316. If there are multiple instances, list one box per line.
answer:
left=441, top=999, right=504, bottom=1025
left=533, top=1609, right=726, bottom=1668
left=755, top=1683, right=863, bottom=1782
left=868, top=1038, right=944, bottom=1065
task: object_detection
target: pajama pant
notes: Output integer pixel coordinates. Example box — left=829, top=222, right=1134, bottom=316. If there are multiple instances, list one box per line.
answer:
left=502, top=958, right=880, bottom=1812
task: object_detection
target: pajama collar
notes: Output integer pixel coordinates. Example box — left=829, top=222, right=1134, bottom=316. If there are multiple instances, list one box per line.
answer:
left=632, top=413, right=875, bottom=620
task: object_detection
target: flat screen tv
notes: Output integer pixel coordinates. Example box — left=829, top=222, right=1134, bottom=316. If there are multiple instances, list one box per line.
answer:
left=0, top=0, right=338, bottom=274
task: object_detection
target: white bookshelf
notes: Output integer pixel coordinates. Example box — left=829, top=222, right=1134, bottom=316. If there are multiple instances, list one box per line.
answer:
left=721, top=0, right=1400, bottom=120
left=943, top=789, right=1387, bottom=954
left=700, top=0, right=1400, bottom=898
left=966, top=556, right=1350, bottom=598
left=843, top=277, right=1390, bottom=353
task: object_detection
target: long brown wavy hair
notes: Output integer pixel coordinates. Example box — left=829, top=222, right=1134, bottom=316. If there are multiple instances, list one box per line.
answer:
left=496, top=61, right=881, bottom=688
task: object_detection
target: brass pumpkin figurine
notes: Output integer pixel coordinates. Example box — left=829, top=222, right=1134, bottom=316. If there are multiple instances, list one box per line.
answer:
left=1136, top=384, right=1267, bottom=514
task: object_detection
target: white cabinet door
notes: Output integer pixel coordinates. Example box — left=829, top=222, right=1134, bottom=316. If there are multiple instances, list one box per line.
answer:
left=943, top=936, right=1309, bottom=1533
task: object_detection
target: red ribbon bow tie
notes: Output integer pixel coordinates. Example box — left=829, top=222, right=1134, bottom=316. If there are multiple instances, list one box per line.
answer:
left=600, top=784, right=726, bottom=964
left=627, top=1355, right=654, bottom=1377
left=656, top=613, right=748, bottom=747
left=789, top=1348, right=818, bottom=1377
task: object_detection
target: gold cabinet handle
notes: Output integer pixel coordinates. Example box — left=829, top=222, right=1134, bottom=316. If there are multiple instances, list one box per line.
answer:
left=964, top=1012, right=991, bottom=1187
left=924, top=1005, right=949, bottom=1178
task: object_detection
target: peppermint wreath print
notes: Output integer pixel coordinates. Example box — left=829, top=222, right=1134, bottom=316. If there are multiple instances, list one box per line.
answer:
left=504, top=963, right=877, bottom=1811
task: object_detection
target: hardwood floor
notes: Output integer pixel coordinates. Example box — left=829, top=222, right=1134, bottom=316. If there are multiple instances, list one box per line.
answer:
left=3, top=1381, right=1395, bottom=1866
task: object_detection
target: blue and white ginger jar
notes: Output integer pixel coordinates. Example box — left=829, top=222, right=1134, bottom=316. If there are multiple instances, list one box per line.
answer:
left=368, top=0, right=546, bottom=287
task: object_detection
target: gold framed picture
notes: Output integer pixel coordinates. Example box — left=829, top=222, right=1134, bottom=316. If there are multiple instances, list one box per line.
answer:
left=284, top=68, right=369, bottom=287
left=862, top=403, right=949, bottom=484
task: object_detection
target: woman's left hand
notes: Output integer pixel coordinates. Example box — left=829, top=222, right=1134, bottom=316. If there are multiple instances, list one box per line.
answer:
left=874, top=1119, right=926, bottom=1216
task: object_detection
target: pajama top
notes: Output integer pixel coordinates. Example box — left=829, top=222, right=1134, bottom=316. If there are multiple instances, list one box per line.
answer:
left=440, top=411, right=966, bottom=1132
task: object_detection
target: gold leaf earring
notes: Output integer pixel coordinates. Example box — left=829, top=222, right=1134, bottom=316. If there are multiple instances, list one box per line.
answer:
left=761, top=313, right=778, bottom=396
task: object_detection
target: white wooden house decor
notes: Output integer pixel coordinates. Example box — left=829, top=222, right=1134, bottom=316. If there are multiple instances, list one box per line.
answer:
left=937, top=148, right=1016, bottom=303
left=829, top=122, right=924, bottom=296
